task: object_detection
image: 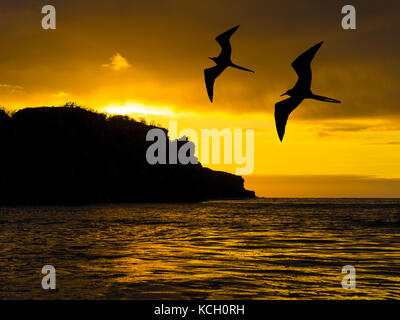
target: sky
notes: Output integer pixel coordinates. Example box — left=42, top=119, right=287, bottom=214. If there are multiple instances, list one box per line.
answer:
left=0, top=0, right=400, bottom=197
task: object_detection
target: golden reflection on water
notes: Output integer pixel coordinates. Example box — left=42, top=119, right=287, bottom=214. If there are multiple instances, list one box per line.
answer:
left=0, top=199, right=399, bottom=299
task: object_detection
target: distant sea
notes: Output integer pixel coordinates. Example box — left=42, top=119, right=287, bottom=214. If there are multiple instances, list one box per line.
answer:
left=0, top=198, right=399, bottom=299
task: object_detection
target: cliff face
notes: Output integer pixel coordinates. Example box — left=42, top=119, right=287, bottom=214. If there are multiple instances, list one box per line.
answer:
left=0, top=106, right=254, bottom=204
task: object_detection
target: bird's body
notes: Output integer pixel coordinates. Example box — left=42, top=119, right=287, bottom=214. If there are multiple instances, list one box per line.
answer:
left=204, top=25, right=254, bottom=102
left=275, top=41, right=340, bottom=141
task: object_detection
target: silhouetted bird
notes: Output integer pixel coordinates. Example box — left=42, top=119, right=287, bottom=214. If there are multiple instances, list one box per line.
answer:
left=275, top=41, right=340, bottom=141
left=204, top=25, right=254, bottom=102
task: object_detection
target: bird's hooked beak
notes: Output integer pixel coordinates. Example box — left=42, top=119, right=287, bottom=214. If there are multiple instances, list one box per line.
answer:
left=280, top=92, right=287, bottom=97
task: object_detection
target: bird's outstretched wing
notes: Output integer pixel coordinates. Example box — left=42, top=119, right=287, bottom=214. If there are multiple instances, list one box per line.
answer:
left=204, top=64, right=227, bottom=102
left=291, top=41, right=323, bottom=89
left=274, top=96, right=304, bottom=141
left=215, top=25, right=240, bottom=59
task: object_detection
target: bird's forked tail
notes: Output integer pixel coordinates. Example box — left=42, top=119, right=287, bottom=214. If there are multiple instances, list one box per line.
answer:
left=311, top=94, right=340, bottom=103
left=230, top=63, right=255, bottom=73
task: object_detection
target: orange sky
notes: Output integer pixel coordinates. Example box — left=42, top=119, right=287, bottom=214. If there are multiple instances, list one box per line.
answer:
left=1, top=0, right=400, bottom=197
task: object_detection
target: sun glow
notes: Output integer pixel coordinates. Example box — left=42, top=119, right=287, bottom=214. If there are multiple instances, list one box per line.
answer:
left=103, top=102, right=175, bottom=116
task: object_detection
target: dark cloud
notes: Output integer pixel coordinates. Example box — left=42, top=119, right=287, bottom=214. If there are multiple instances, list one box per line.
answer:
left=323, top=125, right=371, bottom=132
left=245, top=174, right=400, bottom=197
left=364, top=141, right=400, bottom=145
left=0, top=0, right=399, bottom=119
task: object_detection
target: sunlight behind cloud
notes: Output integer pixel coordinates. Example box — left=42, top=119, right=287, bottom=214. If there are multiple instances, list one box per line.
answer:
left=52, top=91, right=70, bottom=98
left=102, top=53, right=132, bottom=70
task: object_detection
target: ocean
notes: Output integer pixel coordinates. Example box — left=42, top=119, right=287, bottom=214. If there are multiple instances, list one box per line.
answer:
left=0, top=198, right=399, bottom=299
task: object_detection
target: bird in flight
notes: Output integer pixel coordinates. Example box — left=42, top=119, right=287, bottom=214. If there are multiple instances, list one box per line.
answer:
left=204, top=25, right=254, bottom=102
left=275, top=41, right=340, bottom=141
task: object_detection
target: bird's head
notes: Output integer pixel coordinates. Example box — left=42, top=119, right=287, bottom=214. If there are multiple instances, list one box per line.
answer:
left=280, top=89, right=293, bottom=97
left=208, top=57, right=218, bottom=63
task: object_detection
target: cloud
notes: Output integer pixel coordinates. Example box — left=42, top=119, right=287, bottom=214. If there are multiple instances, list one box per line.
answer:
left=319, top=123, right=372, bottom=133
left=326, top=126, right=371, bottom=132
left=102, top=53, right=131, bottom=70
left=0, top=84, right=23, bottom=91
left=316, top=131, right=331, bottom=138
left=51, top=91, right=70, bottom=98
left=364, top=141, right=400, bottom=146
left=245, top=174, right=400, bottom=197
left=312, top=121, right=400, bottom=137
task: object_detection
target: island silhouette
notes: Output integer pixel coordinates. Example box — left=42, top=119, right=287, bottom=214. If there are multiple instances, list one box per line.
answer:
left=0, top=104, right=255, bottom=205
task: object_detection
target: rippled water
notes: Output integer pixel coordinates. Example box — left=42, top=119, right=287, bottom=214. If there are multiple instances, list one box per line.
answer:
left=0, top=198, right=400, bottom=299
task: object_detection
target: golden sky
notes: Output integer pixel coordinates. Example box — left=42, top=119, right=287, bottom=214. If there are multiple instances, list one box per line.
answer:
left=1, top=0, right=400, bottom=197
